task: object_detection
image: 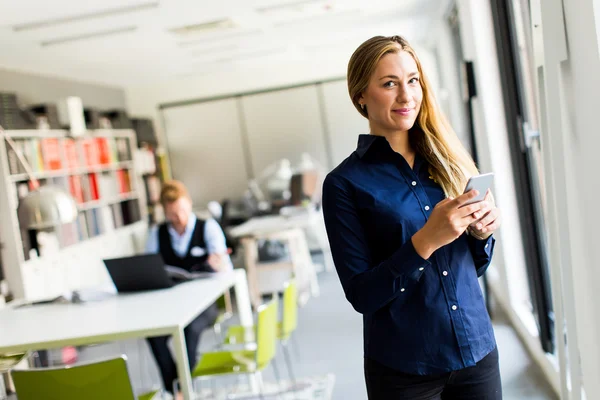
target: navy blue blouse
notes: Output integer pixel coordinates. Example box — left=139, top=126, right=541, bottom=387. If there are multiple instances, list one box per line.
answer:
left=322, top=134, right=496, bottom=375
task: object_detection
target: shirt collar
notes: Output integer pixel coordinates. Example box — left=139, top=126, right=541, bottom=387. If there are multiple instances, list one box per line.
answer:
left=356, top=133, right=427, bottom=172
left=356, top=134, right=386, bottom=158
left=168, top=214, right=197, bottom=238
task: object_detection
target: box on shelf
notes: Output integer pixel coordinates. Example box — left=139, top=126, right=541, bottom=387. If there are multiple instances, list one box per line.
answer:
left=1, top=93, right=36, bottom=130
left=28, top=104, right=62, bottom=129
left=83, top=108, right=101, bottom=130
left=57, top=97, right=86, bottom=136
left=103, top=109, right=132, bottom=129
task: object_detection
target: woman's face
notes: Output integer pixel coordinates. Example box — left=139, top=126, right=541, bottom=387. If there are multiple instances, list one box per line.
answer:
left=359, top=51, right=423, bottom=136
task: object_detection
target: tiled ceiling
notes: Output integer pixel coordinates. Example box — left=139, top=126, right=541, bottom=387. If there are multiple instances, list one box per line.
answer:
left=0, top=0, right=444, bottom=86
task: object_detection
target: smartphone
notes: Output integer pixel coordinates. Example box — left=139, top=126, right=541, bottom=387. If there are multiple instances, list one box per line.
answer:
left=463, top=173, right=494, bottom=205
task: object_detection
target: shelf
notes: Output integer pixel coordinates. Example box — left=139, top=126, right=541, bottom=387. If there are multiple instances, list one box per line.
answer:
left=77, top=192, right=139, bottom=211
left=1, top=129, right=134, bottom=139
left=10, top=161, right=134, bottom=182
left=0, top=130, right=69, bottom=138
left=87, top=129, right=134, bottom=138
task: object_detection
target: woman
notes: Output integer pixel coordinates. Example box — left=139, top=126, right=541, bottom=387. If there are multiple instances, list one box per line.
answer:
left=322, top=35, right=503, bottom=399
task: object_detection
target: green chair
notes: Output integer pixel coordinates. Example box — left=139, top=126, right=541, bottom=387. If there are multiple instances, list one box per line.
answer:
left=0, top=351, right=31, bottom=399
left=191, top=297, right=279, bottom=399
left=224, top=280, right=299, bottom=388
left=11, top=356, right=162, bottom=400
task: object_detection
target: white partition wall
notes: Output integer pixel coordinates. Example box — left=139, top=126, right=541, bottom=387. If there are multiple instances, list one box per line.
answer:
left=161, top=98, right=249, bottom=208
left=160, top=78, right=372, bottom=197
left=319, top=81, right=369, bottom=167
left=240, top=85, right=330, bottom=175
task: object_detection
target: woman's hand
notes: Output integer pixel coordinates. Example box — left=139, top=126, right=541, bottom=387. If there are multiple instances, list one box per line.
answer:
left=469, top=191, right=502, bottom=239
left=412, top=190, right=491, bottom=259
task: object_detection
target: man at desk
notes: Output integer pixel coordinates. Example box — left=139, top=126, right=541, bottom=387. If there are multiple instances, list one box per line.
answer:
left=145, top=180, right=232, bottom=397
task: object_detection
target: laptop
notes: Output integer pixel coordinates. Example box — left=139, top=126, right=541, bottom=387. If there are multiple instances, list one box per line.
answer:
left=103, top=253, right=210, bottom=293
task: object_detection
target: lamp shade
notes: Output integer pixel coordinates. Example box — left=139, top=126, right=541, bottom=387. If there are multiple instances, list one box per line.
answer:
left=17, top=186, right=78, bottom=230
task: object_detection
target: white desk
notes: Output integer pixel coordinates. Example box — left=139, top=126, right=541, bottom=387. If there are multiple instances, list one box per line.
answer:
left=229, top=209, right=334, bottom=272
left=0, top=269, right=252, bottom=400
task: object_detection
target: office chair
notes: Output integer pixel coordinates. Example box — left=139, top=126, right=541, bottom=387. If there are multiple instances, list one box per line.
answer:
left=223, top=280, right=299, bottom=389
left=11, top=355, right=162, bottom=400
left=191, top=297, right=280, bottom=399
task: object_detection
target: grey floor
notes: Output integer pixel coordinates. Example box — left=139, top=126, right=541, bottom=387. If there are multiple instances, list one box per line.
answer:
left=270, top=270, right=557, bottom=400
left=42, top=268, right=557, bottom=400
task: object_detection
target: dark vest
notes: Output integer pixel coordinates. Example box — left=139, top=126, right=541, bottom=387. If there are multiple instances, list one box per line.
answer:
left=158, top=218, right=210, bottom=272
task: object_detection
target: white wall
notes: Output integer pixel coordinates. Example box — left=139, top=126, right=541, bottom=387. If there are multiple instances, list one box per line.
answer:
left=0, top=67, right=126, bottom=110
left=125, top=52, right=350, bottom=147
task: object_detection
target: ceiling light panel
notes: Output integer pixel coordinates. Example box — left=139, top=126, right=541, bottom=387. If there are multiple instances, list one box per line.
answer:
left=11, top=1, right=158, bottom=31
left=40, top=26, right=138, bottom=47
left=168, top=18, right=237, bottom=37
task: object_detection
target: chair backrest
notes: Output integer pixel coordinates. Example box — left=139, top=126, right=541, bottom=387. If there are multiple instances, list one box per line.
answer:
left=11, top=356, right=136, bottom=400
left=0, top=351, right=30, bottom=372
left=256, top=297, right=278, bottom=366
left=281, top=280, right=298, bottom=338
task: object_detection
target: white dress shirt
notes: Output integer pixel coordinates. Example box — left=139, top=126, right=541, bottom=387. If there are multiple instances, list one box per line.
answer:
left=145, top=215, right=233, bottom=270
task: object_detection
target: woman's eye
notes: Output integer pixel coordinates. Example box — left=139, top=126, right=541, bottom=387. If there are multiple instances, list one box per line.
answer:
left=383, top=81, right=396, bottom=88
left=409, top=77, right=420, bottom=84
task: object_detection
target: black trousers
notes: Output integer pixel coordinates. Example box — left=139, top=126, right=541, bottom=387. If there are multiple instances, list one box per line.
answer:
left=147, top=303, right=218, bottom=393
left=364, top=347, right=502, bottom=400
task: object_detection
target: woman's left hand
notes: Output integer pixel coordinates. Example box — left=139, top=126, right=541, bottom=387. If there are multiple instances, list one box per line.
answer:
left=469, top=191, right=502, bottom=238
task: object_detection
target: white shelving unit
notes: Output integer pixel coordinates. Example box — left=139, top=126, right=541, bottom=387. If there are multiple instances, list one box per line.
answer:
left=0, top=129, right=148, bottom=300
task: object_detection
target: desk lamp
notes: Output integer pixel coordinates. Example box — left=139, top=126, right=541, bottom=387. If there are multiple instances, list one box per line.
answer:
left=0, top=125, right=78, bottom=230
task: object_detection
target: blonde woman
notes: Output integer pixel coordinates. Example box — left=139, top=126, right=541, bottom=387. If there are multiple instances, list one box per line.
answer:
left=322, top=36, right=502, bottom=399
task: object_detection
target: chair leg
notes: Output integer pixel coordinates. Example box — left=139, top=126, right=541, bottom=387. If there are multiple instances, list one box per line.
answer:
left=271, top=357, right=284, bottom=396
left=282, top=342, right=297, bottom=391
left=211, top=378, right=217, bottom=397
left=0, top=373, right=6, bottom=400
left=290, top=334, right=300, bottom=360
left=193, top=378, right=200, bottom=398
left=213, top=323, right=222, bottom=343
left=255, top=372, right=266, bottom=400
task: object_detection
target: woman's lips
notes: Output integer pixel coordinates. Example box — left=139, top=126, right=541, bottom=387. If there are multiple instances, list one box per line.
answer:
left=393, top=108, right=412, bottom=116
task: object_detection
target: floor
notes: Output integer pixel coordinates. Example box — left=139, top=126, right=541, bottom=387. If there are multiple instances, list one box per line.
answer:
left=263, top=270, right=557, bottom=400
left=28, top=268, right=557, bottom=400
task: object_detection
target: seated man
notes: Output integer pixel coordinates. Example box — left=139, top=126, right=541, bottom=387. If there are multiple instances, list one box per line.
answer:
left=145, top=180, right=232, bottom=397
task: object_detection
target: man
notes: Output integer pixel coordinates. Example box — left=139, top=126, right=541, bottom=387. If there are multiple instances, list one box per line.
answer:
left=145, top=180, right=232, bottom=397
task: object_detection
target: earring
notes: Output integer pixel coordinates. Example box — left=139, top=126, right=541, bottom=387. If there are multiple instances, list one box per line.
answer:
left=360, top=104, right=366, bottom=111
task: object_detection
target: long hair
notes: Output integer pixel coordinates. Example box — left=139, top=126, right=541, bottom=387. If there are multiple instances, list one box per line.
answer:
left=347, top=35, right=479, bottom=198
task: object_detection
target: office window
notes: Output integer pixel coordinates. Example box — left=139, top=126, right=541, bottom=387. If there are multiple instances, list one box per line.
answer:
left=490, top=0, right=555, bottom=353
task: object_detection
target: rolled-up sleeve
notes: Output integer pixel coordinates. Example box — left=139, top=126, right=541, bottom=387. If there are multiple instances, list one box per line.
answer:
left=204, top=218, right=234, bottom=271
left=467, top=234, right=496, bottom=277
left=322, top=174, right=431, bottom=315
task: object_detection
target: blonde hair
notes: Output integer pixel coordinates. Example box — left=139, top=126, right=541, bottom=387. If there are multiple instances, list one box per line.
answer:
left=347, top=35, right=479, bottom=198
left=160, top=180, right=190, bottom=206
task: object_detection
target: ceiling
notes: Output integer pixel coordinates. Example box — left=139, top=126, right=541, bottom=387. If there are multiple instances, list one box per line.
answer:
left=0, top=0, right=445, bottom=87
